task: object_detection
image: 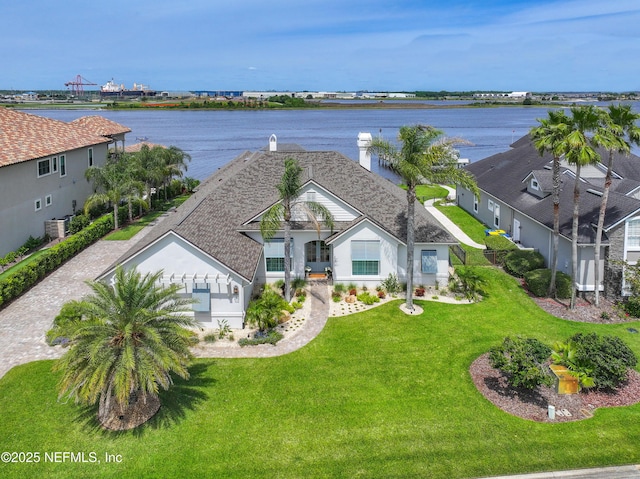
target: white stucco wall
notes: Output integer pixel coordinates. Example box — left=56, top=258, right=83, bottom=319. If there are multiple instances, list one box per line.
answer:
left=102, top=233, right=248, bottom=328
left=329, top=220, right=399, bottom=288
left=0, top=144, right=109, bottom=256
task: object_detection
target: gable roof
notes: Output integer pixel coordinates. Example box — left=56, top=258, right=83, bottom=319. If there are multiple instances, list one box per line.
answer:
left=106, top=145, right=456, bottom=281
left=466, top=135, right=640, bottom=243
left=0, top=108, right=118, bottom=167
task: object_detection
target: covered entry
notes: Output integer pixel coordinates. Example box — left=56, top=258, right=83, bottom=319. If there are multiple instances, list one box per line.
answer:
left=305, top=240, right=331, bottom=273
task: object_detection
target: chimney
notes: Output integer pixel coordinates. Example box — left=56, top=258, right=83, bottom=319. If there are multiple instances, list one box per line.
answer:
left=357, top=132, right=372, bottom=170
left=269, top=134, right=277, bottom=152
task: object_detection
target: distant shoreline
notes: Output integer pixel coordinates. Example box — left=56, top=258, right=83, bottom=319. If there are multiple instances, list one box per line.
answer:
left=2, top=99, right=572, bottom=111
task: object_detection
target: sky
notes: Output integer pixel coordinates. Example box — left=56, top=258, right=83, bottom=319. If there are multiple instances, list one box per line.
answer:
left=2, top=0, right=640, bottom=92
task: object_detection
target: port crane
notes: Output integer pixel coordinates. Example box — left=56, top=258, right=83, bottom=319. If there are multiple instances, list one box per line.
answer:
left=64, top=75, right=97, bottom=97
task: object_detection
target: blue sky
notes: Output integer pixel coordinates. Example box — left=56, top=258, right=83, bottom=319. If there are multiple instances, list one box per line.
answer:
left=3, top=0, right=639, bottom=92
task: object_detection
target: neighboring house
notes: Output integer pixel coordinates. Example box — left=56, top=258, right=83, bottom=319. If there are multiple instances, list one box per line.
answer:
left=456, top=135, right=640, bottom=298
left=98, top=135, right=456, bottom=328
left=0, top=109, right=131, bottom=256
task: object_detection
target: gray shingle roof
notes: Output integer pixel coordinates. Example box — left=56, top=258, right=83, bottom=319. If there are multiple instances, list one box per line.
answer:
left=106, top=146, right=455, bottom=281
left=466, top=135, right=640, bottom=243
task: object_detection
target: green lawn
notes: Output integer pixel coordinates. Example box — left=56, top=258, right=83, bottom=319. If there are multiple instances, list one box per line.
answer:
left=104, top=196, right=190, bottom=241
left=2, top=267, right=640, bottom=478
left=400, top=184, right=449, bottom=203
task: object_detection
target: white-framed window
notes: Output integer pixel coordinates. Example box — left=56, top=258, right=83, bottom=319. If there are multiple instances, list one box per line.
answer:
left=473, top=196, right=478, bottom=213
left=192, top=283, right=211, bottom=312
left=45, top=194, right=52, bottom=207
left=59, top=155, right=66, bottom=177
left=627, top=219, right=640, bottom=248
left=52, top=156, right=58, bottom=173
left=531, top=178, right=539, bottom=190
left=88, top=148, right=94, bottom=167
left=307, top=191, right=316, bottom=202
left=37, top=159, right=51, bottom=177
left=421, top=250, right=438, bottom=274
left=34, top=198, right=42, bottom=211
left=488, top=199, right=494, bottom=212
left=351, top=240, right=380, bottom=276
left=264, top=238, right=294, bottom=272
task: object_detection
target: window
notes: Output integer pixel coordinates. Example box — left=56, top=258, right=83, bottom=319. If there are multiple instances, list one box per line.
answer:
left=52, top=156, right=58, bottom=173
left=88, top=148, right=94, bottom=167
left=628, top=219, right=640, bottom=248
left=351, top=240, right=380, bottom=276
left=307, top=191, right=316, bottom=202
left=59, top=155, right=66, bottom=177
left=473, top=196, right=478, bottom=213
left=192, top=283, right=210, bottom=312
left=421, top=250, right=438, bottom=274
left=531, top=178, right=539, bottom=190
left=34, top=198, right=42, bottom=211
left=264, top=239, right=294, bottom=272
left=488, top=200, right=494, bottom=212
left=45, top=194, right=52, bottom=207
left=37, top=159, right=50, bottom=177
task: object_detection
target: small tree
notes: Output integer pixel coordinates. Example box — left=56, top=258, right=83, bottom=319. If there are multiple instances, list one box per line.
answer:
left=245, top=289, right=288, bottom=332
left=489, top=336, right=553, bottom=390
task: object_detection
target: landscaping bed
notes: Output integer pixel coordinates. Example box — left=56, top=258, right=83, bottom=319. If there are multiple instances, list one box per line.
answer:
left=470, top=352, right=640, bottom=422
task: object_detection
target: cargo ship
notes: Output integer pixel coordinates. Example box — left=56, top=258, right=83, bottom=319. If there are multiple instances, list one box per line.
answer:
left=100, top=79, right=156, bottom=98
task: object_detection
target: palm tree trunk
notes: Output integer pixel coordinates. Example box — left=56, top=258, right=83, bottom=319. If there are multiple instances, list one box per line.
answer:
left=570, top=164, right=582, bottom=310
left=283, top=213, right=292, bottom=302
left=406, top=184, right=416, bottom=310
left=549, top=157, right=560, bottom=297
left=113, top=203, right=119, bottom=230
left=594, top=152, right=614, bottom=306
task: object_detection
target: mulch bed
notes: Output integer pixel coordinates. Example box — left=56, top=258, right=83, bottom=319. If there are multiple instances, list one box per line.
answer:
left=469, top=288, right=640, bottom=422
left=470, top=353, right=640, bottom=422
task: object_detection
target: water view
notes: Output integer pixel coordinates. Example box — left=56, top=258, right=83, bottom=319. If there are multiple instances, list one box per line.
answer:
left=32, top=103, right=640, bottom=181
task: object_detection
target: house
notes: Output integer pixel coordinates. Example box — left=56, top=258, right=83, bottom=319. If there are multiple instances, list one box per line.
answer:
left=0, top=109, right=131, bottom=256
left=456, top=135, right=640, bottom=298
left=98, top=134, right=457, bottom=328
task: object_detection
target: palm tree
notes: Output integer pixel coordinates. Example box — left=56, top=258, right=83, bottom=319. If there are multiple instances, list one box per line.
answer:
left=158, top=145, right=191, bottom=199
left=530, top=110, right=572, bottom=297
left=84, top=159, right=129, bottom=230
left=592, top=104, right=640, bottom=305
left=563, top=106, right=602, bottom=310
left=52, top=266, right=197, bottom=430
left=260, top=157, right=334, bottom=301
left=368, top=125, right=478, bottom=311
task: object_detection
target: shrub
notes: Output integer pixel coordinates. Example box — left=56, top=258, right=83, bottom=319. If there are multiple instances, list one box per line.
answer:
left=238, top=330, right=284, bottom=347
left=291, top=301, right=302, bottom=310
left=377, top=290, right=386, bottom=299
left=46, top=300, right=85, bottom=346
left=357, top=291, right=380, bottom=305
left=291, top=277, right=307, bottom=291
left=415, top=287, right=425, bottom=297
left=449, top=267, right=485, bottom=300
left=624, top=297, right=640, bottom=318
left=523, top=268, right=572, bottom=299
left=333, top=283, right=346, bottom=293
left=245, top=289, right=288, bottom=331
left=69, top=214, right=90, bottom=234
left=204, top=333, right=217, bottom=343
left=488, top=336, right=553, bottom=389
left=503, top=250, right=546, bottom=278
left=349, top=288, right=357, bottom=296
left=331, top=291, right=342, bottom=302
left=380, top=273, right=401, bottom=294
left=569, top=332, right=637, bottom=390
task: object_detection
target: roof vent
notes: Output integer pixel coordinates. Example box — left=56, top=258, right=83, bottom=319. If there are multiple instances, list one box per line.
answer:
left=586, top=188, right=603, bottom=197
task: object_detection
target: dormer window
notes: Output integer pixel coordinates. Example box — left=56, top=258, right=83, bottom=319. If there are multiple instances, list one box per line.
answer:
left=531, top=178, right=540, bottom=191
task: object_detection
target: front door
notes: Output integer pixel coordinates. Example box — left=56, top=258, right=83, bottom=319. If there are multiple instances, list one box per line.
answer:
left=513, top=218, right=521, bottom=243
left=305, top=240, right=331, bottom=273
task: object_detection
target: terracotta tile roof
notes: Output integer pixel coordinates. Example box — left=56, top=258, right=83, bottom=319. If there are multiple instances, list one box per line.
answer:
left=123, top=142, right=164, bottom=153
left=0, top=108, right=113, bottom=167
left=70, top=115, right=132, bottom=136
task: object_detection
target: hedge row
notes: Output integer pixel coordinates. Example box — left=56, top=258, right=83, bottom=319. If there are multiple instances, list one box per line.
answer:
left=0, top=214, right=114, bottom=309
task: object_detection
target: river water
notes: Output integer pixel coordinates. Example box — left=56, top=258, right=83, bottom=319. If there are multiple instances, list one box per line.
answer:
left=31, top=102, right=640, bottom=182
